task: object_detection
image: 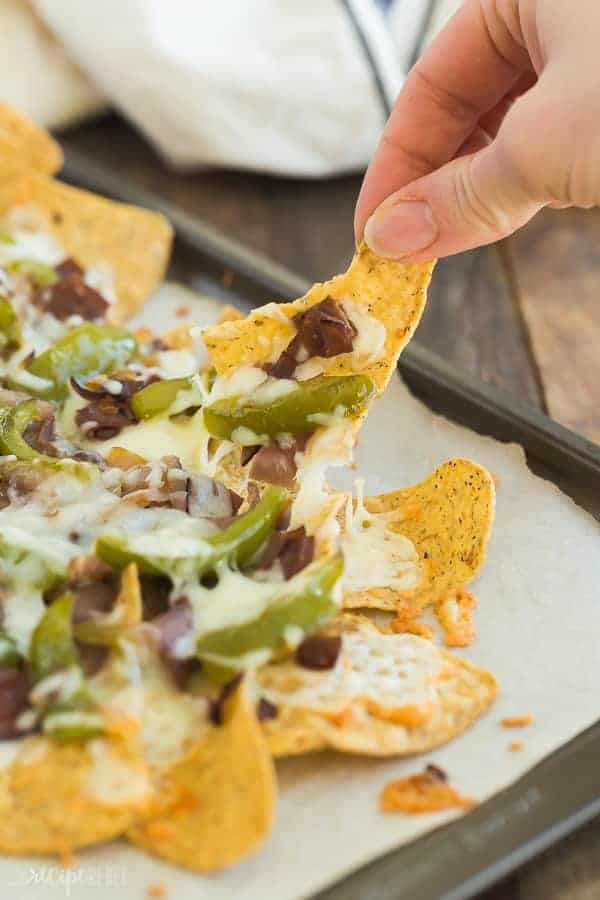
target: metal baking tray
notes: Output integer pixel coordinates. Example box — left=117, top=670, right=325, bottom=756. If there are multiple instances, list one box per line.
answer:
left=60, top=147, right=600, bottom=900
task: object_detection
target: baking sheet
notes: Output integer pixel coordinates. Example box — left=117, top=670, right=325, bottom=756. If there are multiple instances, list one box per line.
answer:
left=4, top=284, right=599, bottom=900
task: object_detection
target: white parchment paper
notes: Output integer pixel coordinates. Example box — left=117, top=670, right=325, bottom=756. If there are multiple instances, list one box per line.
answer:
left=5, top=286, right=599, bottom=900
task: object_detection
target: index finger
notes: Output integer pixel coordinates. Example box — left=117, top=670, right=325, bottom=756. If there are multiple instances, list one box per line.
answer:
left=354, top=0, right=530, bottom=238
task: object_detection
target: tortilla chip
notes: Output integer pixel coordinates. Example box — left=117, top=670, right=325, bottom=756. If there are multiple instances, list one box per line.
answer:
left=202, top=247, right=433, bottom=538
left=0, top=173, right=172, bottom=321
left=128, top=681, right=276, bottom=872
left=203, top=243, right=434, bottom=392
left=257, top=616, right=496, bottom=758
left=116, top=562, right=142, bottom=626
left=0, top=102, right=62, bottom=181
left=216, top=304, right=244, bottom=324
left=343, top=459, right=495, bottom=611
left=0, top=734, right=151, bottom=855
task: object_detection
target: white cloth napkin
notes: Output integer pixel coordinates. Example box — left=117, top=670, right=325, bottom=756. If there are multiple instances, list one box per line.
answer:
left=0, top=0, right=459, bottom=176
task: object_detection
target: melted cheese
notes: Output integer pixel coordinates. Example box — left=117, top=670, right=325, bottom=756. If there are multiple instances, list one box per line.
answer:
left=231, top=426, right=269, bottom=446
left=209, top=366, right=267, bottom=402
left=95, top=409, right=223, bottom=473
left=0, top=221, right=63, bottom=267
left=0, top=465, right=218, bottom=650
left=342, top=298, right=386, bottom=364
left=156, top=349, right=197, bottom=377
left=90, top=640, right=210, bottom=771
left=111, top=521, right=215, bottom=572
left=291, top=421, right=355, bottom=530
left=258, top=627, right=442, bottom=713
left=179, top=566, right=282, bottom=656
left=0, top=740, right=24, bottom=770
left=340, top=481, right=421, bottom=592
left=1, top=362, right=53, bottom=394
left=252, top=378, right=297, bottom=405
left=139, top=676, right=209, bottom=770
left=254, top=301, right=293, bottom=326
left=84, top=263, right=116, bottom=304
left=85, top=738, right=151, bottom=804
left=294, top=358, right=324, bottom=381
left=1, top=523, right=80, bottom=572
left=2, top=590, right=46, bottom=656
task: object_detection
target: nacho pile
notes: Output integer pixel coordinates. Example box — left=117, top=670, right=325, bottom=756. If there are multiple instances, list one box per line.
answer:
left=0, top=104, right=496, bottom=871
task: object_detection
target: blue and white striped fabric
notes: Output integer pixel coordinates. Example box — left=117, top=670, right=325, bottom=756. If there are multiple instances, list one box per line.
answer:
left=3, top=0, right=462, bottom=176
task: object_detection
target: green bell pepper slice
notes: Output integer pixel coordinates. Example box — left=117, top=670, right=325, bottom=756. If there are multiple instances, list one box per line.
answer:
left=197, top=552, right=344, bottom=682
left=0, top=631, right=20, bottom=666
left=205, top=367, right=217, bottom=391
left=0, top=225, right=14, bottom=245
left=130, top=375, right=195, bottom=420
left=7, top=259, right=57, bottom=287
left=0, top=399, right=56, bottom=462
left=0, top=297, right=21, bottom=354
left=29, top=593, right=80, bottom=684
left=203, top=374, right=376, bottom=440
left=26, top=323, right=136, bottom=400
left=42, top=710, right=105, bottom=742
left=0, top=402, right=99, bottom=476
left=96, top=485, right=288, bottom=578
left=28, top=593, right=104, bottom=741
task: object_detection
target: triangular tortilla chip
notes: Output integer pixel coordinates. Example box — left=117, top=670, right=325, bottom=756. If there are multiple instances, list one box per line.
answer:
left=0, top=173, right=172, bottom=322
left=203, top=243, right=434, bottom=393
left=256, top=616, right=496, bottom=757
left=0, top=102, right=63, bottom=182
left=0, top=734, right=151, bottom=855
left=343, top=459, right=495, bottom=611
left=128, top=681, right=276, bottom=872
left=202, top=246, right=434, bottom=536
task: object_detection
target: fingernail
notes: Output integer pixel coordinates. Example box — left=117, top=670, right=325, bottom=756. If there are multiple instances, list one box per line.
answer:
left=364, top=200, right=437, bottom=258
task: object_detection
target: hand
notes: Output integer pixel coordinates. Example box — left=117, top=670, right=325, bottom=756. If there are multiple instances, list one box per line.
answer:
left=355, top=0, right=600, bottom=261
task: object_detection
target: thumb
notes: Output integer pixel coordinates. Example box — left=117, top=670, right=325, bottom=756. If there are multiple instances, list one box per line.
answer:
left=363, top=91, right=550, bottom=261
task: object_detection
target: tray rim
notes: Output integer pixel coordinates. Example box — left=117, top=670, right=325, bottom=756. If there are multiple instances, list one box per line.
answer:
left=58, top=147, right=600, bottom=900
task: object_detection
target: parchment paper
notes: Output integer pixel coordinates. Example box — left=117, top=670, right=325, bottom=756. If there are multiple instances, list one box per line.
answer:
left=5, top=285, right=599, bottom=900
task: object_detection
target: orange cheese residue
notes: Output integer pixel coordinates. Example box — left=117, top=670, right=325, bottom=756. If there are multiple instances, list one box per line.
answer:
left=501, top=714, right=534, bottom=728
left=321, top=706, right=355, bottom=729
left=147, top=885, right=167, bottom=899
left=380, top=765, right=475, bottom=814
left=390, top=597, right=432, bottom=640
left=365, top=700, right=432, bottom=728
left=435, top=588, right=477, bottom=647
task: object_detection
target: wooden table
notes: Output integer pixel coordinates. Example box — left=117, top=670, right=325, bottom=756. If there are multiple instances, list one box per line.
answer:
left=61, top=114, right=600, bottom=900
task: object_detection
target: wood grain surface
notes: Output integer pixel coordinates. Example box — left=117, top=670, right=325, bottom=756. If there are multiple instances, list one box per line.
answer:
left=59, top=114, right=600, bottom=900
left=508, top=207, right=600, bottom=442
